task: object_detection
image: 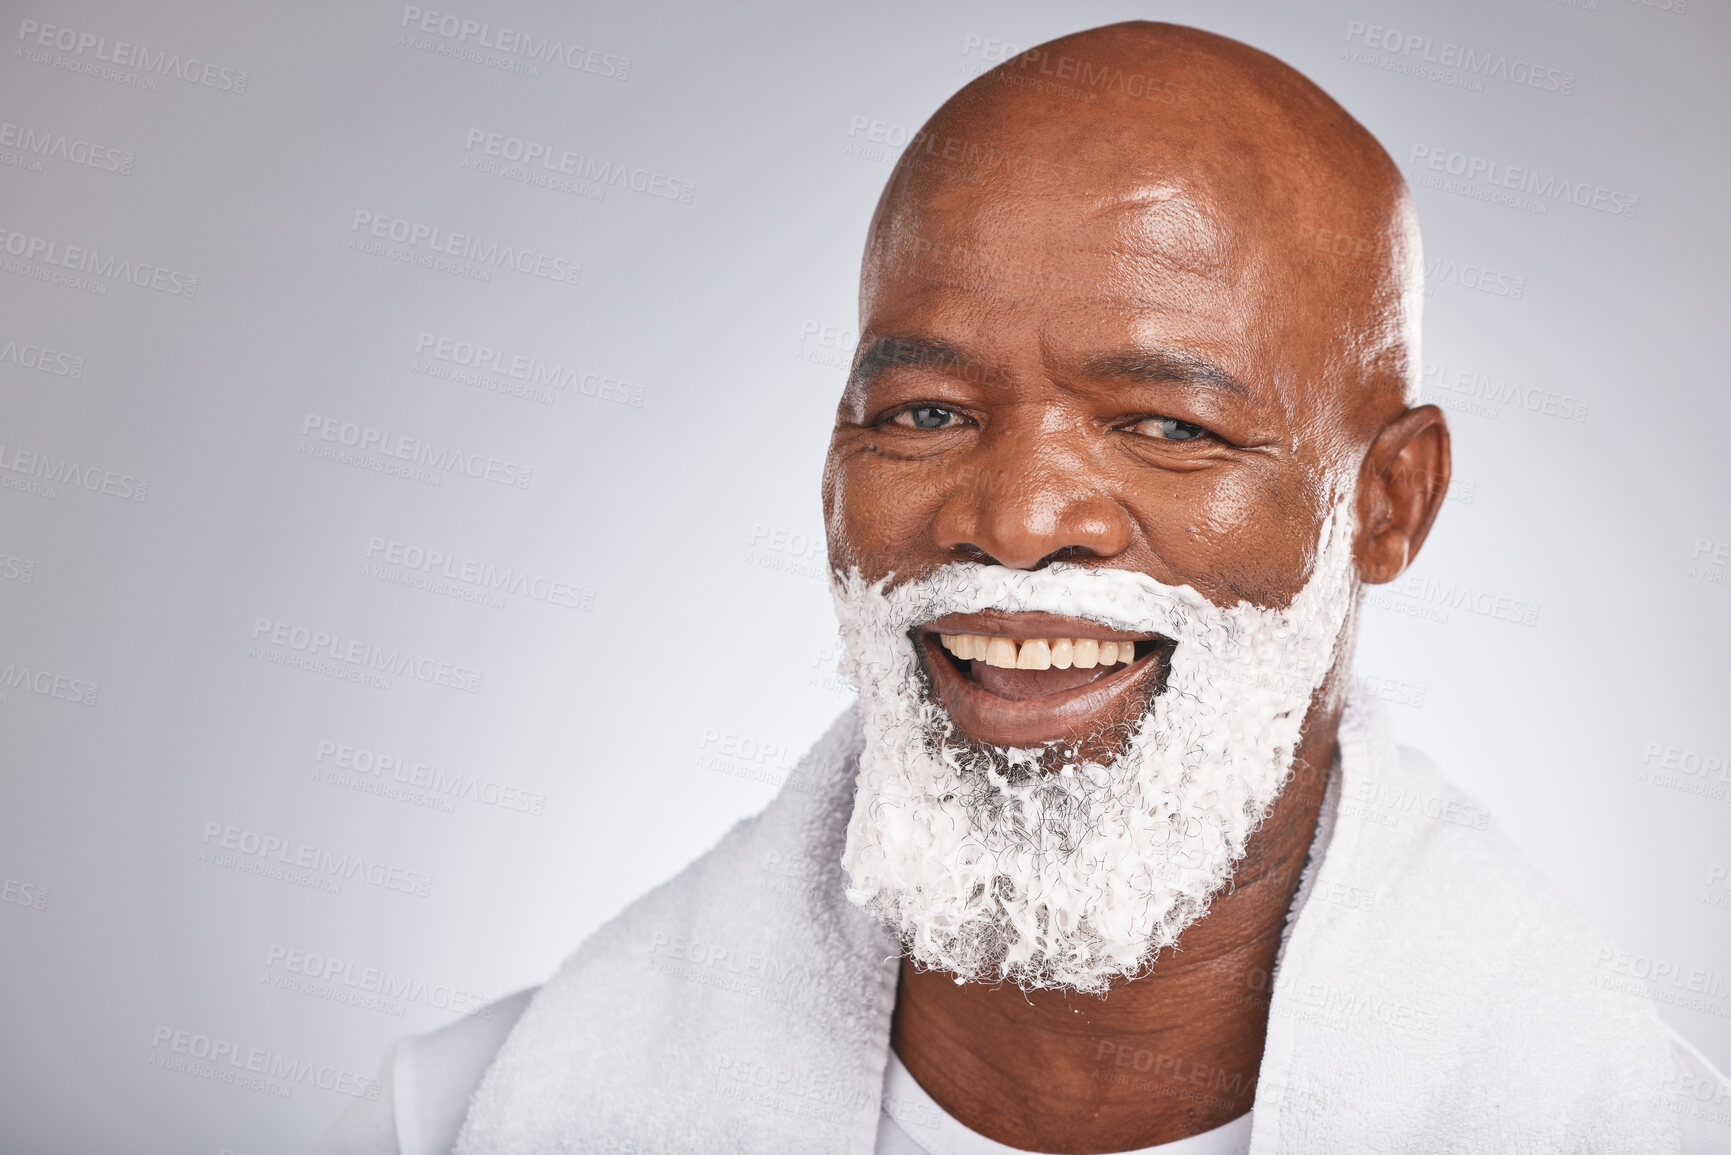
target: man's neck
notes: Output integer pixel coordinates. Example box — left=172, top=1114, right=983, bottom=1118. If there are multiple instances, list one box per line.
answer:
left=888, top=714, right=1339, bottom=1153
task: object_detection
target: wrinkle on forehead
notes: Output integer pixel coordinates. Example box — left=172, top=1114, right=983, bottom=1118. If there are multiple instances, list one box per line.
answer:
left=1088, top=182, right=1237, bottom=285
left=864, top=180, right=1244, bottom=316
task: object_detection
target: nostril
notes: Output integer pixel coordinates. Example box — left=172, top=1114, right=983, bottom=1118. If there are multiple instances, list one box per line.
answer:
left=1035, top=546, right=1100, bottom=569
left=952, top=543, right=1002, bottom=566
left=949, top=544, right=1100, bottom=571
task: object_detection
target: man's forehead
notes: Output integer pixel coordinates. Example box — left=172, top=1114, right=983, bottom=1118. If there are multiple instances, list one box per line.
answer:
left=856, top=181, right=1278, bottom=403
left=865, top=177, right=1243, bottom=307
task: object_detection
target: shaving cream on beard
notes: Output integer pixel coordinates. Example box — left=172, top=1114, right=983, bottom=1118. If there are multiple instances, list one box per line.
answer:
left=832, top=500, right=1359, bottom=993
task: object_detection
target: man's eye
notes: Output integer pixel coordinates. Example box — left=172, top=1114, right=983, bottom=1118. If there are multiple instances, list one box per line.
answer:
left=892, top=405, right=960, bottom=430
left=1128, top=416, right=1209, bottom=442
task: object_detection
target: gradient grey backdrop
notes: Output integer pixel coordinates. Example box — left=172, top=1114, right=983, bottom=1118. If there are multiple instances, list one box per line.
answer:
left=1, top=0, right=1727, bottom=1150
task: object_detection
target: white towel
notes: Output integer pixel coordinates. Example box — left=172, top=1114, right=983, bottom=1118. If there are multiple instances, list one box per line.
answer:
left=457, top=708, right=900, bottom=1154
left=444, top=692, right=1709, bottom=1153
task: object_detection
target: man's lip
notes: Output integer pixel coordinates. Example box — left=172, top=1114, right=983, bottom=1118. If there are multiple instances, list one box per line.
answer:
left=922, top=610, right=1153, bottom=643
left=919, top=631, right=1165, bottom=748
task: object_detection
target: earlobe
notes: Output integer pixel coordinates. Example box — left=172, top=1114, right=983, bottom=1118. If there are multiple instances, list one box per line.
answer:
left=1358, top=525, right=1410, bottom=585
left=1354, top=405, right=1451, bottom=586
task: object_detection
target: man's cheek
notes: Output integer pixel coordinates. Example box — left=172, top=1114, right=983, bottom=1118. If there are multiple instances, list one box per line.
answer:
left=830, top=457, right=952, bottom=579
left=1153, top=480, right=1325, bottom=610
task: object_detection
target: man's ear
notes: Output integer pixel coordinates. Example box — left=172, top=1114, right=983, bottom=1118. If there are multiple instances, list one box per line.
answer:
left=1355, top=405, right=1451, bottom=584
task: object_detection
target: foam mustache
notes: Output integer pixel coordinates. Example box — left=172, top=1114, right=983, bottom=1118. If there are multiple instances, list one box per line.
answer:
left=832, top=503, right=1357, bottom=991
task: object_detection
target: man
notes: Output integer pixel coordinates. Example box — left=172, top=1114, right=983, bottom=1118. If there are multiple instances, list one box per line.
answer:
left=319, top=22, right=1729, bottom=1154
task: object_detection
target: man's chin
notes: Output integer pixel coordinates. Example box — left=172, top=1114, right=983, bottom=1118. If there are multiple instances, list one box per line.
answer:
left=917, top=628, right=1170, bottom=751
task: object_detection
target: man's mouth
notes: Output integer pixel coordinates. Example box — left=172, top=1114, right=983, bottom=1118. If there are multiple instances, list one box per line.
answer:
left=917, top=611, right=1169, bottom=750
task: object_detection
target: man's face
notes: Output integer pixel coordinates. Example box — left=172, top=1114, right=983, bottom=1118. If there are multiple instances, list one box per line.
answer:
left=825, top=175, right=1366, bottom=751
left=823, top=37, right=1440, bottom=993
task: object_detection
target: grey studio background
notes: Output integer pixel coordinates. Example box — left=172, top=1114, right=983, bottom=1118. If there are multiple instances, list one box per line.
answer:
left=1, top=0, right=1726, bottom=1150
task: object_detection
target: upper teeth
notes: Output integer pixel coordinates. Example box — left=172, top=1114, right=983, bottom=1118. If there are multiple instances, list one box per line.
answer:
left=938, top=634, right=1136, bottom=670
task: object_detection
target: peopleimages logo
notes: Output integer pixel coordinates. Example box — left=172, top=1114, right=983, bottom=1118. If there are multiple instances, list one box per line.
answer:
left=1, top=875, right=49, bottom=910
left=1421, top=361, right=1590, bottom=423
left=0, top=551, right=37, bottom=584
left=148, top=1025, right=378, bottom=1100
left=365, top=536, right=596, bottom=611
left=264, top=944, right=492, bottom=1017
left=412, top=331, right=646, bottom=408
left=0, top=120, right=133, bottom=174
left=0, top=336, right=84, bottom=378
left=1390, top=574, right=1541, bottom=627
left=0, top=659, right=99, bottom=706
left=1590, top=948, right=1731, bottom=1017
left=398, top=6, right=630, bottom=79
left=1343, top=21, right=1575, bottom=94
left=348, top=211, right=581, bottom=287
left=1422, top=255, right=1526, bottom=301
left=300, top=413, right=534, bottom=489
left=249, top=616, right=484, bottom=694
left=0, top=225, right=199, bottom=296
left=199, top=820, right=435, bottom=898
left=15, top=18, right=250, bottom=93
left=1408, top=145, right=1638, bottom=219
left=314, top=738, right=550, bottom=816
left=463, top=129, right=694, bottom=203
left=0, top=443, right=149, bottom=502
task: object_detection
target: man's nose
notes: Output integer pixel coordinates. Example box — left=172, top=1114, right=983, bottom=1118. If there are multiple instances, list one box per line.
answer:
left=929, top=444, right=1135, bottom=570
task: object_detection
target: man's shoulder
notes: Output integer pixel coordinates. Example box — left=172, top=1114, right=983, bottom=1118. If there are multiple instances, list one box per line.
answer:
left=1361, top=743, right=1618, bottom=967
left=312, top=989, right=536, bottom=1155
left=448, top=706, right=897, bottom=1153
left=1326, top=701, right=1615, bottom=960
left=1261, top=719, right=1699, bottom=1150
left=1330, top=741, right=1634, bottom=1005
left=1360, top=754, right=1731, bottom=1150
left=392, top=989, right=537, bottom=1153
left=308, top=753, right=842, bottom=1155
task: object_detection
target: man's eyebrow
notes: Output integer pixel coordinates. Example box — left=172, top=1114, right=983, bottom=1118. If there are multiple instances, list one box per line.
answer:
left=848, top=334, right=977, bottom=390
left=1082, top=349, right=1250, bottom=398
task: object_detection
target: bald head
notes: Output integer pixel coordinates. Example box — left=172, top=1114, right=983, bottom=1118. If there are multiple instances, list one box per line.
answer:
left=863, top=21, right=1423, bottom=414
